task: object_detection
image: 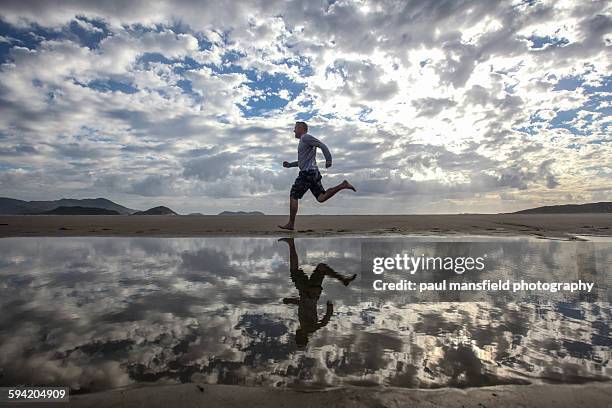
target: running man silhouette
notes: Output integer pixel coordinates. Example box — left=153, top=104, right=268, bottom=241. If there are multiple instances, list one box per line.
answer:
left=279, top=121, right=356, bottom=230
left=279, top=238, right=356, bottom=348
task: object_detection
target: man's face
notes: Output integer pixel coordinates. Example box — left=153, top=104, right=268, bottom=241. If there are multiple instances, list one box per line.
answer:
left=294, top=124, right=304, bottom=138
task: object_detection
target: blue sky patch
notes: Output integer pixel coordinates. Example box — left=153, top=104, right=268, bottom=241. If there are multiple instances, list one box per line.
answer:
left=583, top=75, right=612, bottom=93
left=240, top=71, right=306, bottom=117
left=0, top=17, right=110, bottom=64
left=358, top=107, right=376, bottom=123
left=528, top=35, right=569, bottom=49
left=83, top=78, right=139, bottom=94
left=67, top=17, right=111, bottom=49
left=550, top=108, right=583, bottom=135
left=284, top=56, right=314, bottom=77
left=0, top=19, right=62, bottom=63
left=136, top=52, right=176, bottom=68
left=514, top=125, right=537, bottom=136
left=553, top=75, right=584, bottom=91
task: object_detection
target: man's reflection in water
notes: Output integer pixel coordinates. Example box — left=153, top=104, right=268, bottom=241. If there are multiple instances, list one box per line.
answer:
left=279, top=238, right=356, bottom=348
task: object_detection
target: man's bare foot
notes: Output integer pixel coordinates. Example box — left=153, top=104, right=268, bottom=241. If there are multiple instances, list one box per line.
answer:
left=342, top=274, right=357, bottom=286
left=278, top=237, right=292, bottom=243
left=343, top=180, right=356, bottom=192
left=278, top=223, right=294, bottom=230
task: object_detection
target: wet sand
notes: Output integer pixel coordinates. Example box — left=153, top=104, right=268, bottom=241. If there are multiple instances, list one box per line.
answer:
left=17, top=382, right=612, bottom=408
left=4, top=216, right=611, bottom=407
left=0, top=213, right=610, bottom=238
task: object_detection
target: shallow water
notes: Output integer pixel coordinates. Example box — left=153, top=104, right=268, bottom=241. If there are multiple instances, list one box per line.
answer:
left=0, top=236, right=610, bottom=392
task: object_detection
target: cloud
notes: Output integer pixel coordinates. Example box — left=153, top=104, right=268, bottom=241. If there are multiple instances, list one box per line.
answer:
left=0, top=0, right=609, bottom=213
left=183, top=151, right=241, bottom=181
left=334, top=60, right=399, bottom=102
left=128, top=174, right=179, bottom=197
left=413, top=97, right=457, bottom=117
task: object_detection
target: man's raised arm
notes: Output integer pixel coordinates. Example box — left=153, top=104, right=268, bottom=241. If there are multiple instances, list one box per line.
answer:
left=283, top=160, right=298, bottom=168
left=303, top=134, right=332, bottom=168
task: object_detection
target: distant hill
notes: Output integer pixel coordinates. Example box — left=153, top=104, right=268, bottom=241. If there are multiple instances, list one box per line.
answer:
left=40, top=206, right=120, bottom=215
left=0, top=197, right=137, bottom=215
left=187, top=212, right=205, bottom=216
left=133, top=206, right=178, bottom=215
left=218, top=211, right=265, bottom=216
left=513, top=202, right=612, bottom=214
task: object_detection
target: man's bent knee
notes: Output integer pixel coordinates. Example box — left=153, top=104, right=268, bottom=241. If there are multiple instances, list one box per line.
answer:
left=316, top=194, right=326, bottom=203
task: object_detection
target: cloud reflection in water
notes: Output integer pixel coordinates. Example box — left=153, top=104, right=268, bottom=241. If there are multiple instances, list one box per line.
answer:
left=0, top=236, right=609, bottom=392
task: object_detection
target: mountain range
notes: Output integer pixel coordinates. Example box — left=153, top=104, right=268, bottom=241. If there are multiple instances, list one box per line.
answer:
left=133, top=206, right=177, bottom=215
left=217, top=211, right=265, bottom=216
left=40, top=206, right=121, bottom=215
left=512, top=202, right=612, bottom=214
left=2, top=197, right=609, bottom=216
left=0, top=197, right=137, bottom=215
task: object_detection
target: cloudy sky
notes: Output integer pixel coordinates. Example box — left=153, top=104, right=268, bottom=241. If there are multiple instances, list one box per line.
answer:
left=0, top=0, right=610, bottom=214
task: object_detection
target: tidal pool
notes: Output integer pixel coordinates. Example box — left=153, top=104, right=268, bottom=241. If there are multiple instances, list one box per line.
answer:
left=0, top=236, right=609, bottom=393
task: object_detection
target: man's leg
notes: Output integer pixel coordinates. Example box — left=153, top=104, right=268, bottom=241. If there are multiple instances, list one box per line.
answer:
left=278, top=237, right=299, bottom=272
left=314, top=263, right=357, bottom=286
left=280, top=173, right=307, bottom=230
left=279, top=197, right=298, bottom=230
left=316, top=180, right=356, bottom=203
left=278, top=238, right=308, bottom=302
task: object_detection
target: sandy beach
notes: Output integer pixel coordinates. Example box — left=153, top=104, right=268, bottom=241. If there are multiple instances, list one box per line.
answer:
left=0, top=213, right=610, bottom=238
left=14, top=382, right=612, bottom=408
left=3, top=215, right=611, bottom=408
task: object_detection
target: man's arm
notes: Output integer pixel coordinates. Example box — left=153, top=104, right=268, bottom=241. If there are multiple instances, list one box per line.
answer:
left=283, top=161, right=298, bottom=168
left=303, top=135, right=332, bottom=167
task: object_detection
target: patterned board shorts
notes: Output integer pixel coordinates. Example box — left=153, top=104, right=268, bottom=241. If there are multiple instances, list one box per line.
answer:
left=290, top=169, right=326, bottom=200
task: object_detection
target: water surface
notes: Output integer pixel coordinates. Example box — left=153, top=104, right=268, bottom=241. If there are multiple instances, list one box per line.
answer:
left=0, top=236, right=610, bottom=392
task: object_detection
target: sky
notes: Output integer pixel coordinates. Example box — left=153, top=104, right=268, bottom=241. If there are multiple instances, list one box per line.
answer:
left=0, top=0, right=610, bottom=215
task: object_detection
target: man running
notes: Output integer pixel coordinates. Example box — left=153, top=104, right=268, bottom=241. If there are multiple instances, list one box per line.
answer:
left=279, top=121, right=356, bottom=230
left=279, top=238, right=356, bottom=348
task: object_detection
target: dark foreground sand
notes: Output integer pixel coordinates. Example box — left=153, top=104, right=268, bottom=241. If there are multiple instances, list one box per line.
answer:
left=16, top=382, right=612, bottom=408
left=0, top=214, right=610, bottom=238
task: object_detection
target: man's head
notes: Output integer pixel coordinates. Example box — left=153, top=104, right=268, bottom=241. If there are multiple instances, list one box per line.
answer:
left=294, top=121, right=308, bottom=138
